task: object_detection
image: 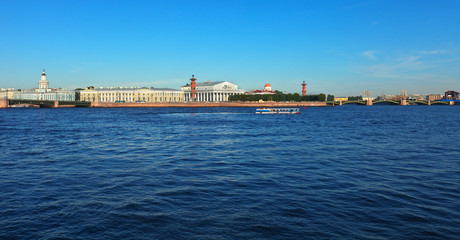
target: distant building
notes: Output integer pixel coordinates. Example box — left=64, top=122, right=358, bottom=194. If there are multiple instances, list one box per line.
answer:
left=445, top=90, right=459, bottom=100
left=427, top=94, right=443, bottom=101
left=78, top=87, right=184, bottom=103
left=14, top=70, right=75, bottom=101
left=383, top=95, right=402, bottom=101
left=334, top=97, right=348, bottom=102
left=246, top=83, right=276, bottom=95
left=0, top=88, right=19, bottom=99
left=181, top=80, right=244, bottom=102
left=407, top=94, right=425, bottom=101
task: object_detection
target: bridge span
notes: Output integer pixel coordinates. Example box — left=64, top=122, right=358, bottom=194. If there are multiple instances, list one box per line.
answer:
left=0, top=99, right=91, bottom=108
left=334, top=99, right=456, bottom=106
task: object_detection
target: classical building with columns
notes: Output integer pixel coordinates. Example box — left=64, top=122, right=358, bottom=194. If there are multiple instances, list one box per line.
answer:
left=181, top=80, right=244, bottom=102
left=13, top=70, right=76, bottom=101
left=78, top=86, right=184, bottom=103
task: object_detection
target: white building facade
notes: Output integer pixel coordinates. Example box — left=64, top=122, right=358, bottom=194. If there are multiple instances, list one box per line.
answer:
left=14, top=70, right=76, bottom=101
left=181, top=81, right=244, bottom=102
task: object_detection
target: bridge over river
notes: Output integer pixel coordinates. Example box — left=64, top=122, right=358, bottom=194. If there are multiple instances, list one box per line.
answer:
left=332, top=99, right=457, bottom=106
left=0, top=99, right=91, bottom=108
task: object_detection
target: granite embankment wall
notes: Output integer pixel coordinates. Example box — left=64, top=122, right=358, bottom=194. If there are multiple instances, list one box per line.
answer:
left=91, top=101, right=329, bottom=108
left=0, top=99, right=8, bottom=108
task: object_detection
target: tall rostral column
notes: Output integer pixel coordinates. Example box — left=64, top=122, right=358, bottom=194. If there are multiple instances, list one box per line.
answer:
left=190, top=75, right=197, bottom=100
left=302, top=81, right=306, bottom=96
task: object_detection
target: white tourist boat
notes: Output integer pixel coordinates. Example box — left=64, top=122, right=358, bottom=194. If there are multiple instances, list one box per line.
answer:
left=255, top=108, right=300, bottom=114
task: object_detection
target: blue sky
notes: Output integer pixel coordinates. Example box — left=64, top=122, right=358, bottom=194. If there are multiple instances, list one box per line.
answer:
left=1, top=0, right=459, bottom=96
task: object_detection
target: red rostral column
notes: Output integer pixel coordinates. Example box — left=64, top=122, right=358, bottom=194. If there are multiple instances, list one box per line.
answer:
left=190, top=75, right=197, bottom=99
left=302, top=81, right=306, bottom=96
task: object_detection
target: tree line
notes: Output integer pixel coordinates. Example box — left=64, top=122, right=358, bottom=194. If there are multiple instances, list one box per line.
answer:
left=347, top=96, right=363, bottom=101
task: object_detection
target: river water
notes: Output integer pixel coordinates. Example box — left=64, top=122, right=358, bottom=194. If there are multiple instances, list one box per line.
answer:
left=1, top=106, right=459, bottom=239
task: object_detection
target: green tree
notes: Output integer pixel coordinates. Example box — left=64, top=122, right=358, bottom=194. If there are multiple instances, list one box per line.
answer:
left=348, top=96, right=363, bottom=101
left=318, top=93, right=326, bottom=102
left=293, top=93, right=301, bottom=102
left=262, top=95, right=270, bottom=101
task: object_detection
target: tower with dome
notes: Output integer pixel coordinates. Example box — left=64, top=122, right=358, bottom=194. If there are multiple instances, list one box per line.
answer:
left=246, top=83, right=276, bottom=95
left=264, top=83, right=272, bottom=91
left=13, top=70, right=76, bottom=101
left=38, top=69, right=49, bottom=92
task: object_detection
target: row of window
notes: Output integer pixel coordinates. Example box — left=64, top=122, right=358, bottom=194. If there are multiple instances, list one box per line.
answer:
left=82, top=96, right=181, bottom=102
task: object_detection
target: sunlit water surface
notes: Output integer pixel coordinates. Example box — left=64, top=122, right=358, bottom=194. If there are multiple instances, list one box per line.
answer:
left=1, top=106, right=459, bottom=239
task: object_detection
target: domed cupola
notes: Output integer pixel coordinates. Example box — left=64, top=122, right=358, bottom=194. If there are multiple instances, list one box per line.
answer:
left=39, top=69, right=49, bottom=90
left=264, top=83, right=272, bottom=91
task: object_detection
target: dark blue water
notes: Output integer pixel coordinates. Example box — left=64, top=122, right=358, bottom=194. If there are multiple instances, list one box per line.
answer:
left=1, top=106, right=459, bottom=239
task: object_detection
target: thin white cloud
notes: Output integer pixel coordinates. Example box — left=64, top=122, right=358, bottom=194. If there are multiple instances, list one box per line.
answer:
left=416, top=50, right=447, bottom=55
left=362, top=50, right=378, bottom=59
left=359, top=53, right=441, bottom=79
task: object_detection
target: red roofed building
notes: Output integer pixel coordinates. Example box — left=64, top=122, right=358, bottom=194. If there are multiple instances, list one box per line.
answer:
left=246, top=83, right=276, bottom=95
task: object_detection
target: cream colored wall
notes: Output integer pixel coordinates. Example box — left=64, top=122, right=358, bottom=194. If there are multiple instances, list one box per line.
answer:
left=80, top=89, right=184, bottom=103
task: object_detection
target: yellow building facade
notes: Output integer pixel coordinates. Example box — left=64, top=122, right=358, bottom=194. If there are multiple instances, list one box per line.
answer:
left=0, top=89, right=18, bottom=99
left=334, top=97, right=349, bottom=102
left=79, top=87, right=184, bottom=103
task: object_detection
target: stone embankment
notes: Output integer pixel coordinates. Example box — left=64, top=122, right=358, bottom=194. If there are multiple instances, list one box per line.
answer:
left=90, top=101, right=329, bottom=108
left=0, top=99, right=8, bottom=108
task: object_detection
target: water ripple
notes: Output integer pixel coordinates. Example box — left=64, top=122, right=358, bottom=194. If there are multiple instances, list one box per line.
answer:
left=0, top=106, right=459, bottom=239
